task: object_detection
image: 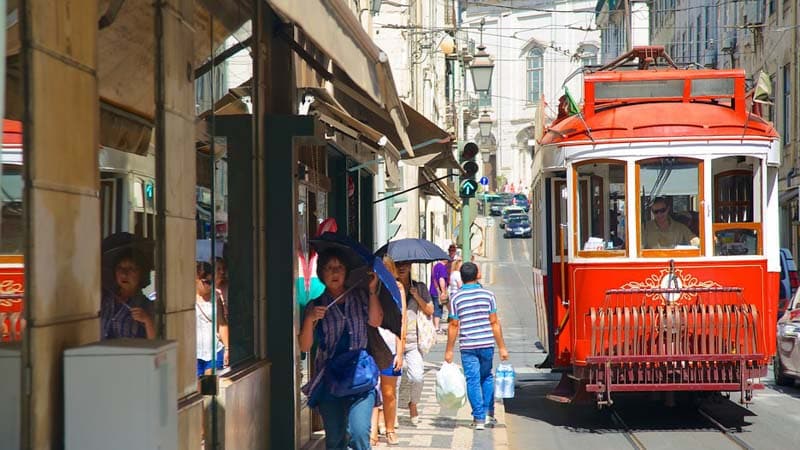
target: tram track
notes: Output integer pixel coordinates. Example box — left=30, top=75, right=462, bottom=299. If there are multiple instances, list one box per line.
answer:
left=610, top=405, right=755, bottom=450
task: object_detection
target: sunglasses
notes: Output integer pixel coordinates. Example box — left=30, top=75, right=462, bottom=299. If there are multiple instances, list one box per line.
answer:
left=200, top=278, right=213, bottom=285
left=652, top=207, right=667, bottom=214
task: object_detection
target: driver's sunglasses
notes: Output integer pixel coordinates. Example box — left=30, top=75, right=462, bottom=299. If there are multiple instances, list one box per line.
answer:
left=652, top=207, right=667, bottom=214
left=200, top=278, right=213, bottom=285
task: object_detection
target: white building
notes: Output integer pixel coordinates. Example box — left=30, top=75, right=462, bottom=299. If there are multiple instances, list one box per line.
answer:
left=372, top=1, right=457, bottom=251
left=462, top=0, right=601, bottom=193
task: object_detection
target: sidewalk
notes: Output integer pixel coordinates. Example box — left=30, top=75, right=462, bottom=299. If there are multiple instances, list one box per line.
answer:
left=377, top=335, right=510, bottom=450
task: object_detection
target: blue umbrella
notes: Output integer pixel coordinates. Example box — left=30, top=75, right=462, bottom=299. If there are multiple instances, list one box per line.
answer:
left=375, top=238, right=451, bottom=264
left=309, top=232, right=403, bottom=335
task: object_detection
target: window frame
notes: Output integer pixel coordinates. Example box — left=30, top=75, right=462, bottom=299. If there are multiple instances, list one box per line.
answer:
left=636, top=157, right=705, bottom=258
left=573, top=159, right=628, bottom=258
left=712, top=167, right=763, bottom=256
left=526, top=47, right=544, bottom=104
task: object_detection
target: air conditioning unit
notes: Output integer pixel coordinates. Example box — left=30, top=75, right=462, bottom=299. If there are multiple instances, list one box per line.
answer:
left=64, top=339, right=178, bottom=450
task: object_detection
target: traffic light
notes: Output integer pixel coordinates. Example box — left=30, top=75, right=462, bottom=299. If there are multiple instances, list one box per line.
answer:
left=460, top=142, right=479, bottom=198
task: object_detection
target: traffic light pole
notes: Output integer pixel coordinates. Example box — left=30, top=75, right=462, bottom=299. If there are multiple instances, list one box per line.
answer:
left=461, top=198, right=471, bottom=262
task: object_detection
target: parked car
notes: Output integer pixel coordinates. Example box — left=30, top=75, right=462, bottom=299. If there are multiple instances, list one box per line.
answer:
left=512, top=193, right=530, bottom=212
left=779, top=248, right=798, bottom=318
left=774, top=288, right=800, bottom=386
left=500, top=207, right=525, bottom=228
left=489, top=197, right=510, bottom=216
left=504, top=215, right=531, bottom=238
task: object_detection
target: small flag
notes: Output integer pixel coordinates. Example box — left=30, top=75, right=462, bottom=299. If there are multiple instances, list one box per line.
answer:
left=753, top=70, right=772, bottom=104
left=564, top=87, right=580, bottom=115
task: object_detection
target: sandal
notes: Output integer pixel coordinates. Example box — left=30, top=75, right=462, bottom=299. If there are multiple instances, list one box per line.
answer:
left=370, top=436, right=379, bottom=446
left=386, top=431, right=400, bottom=446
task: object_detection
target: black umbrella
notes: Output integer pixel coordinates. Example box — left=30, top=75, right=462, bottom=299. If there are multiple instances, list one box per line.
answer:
left=375, top=238, right=451, bottom=264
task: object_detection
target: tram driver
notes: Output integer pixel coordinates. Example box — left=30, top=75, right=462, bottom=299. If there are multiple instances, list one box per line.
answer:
left=642, top=197, right=700, bottom=249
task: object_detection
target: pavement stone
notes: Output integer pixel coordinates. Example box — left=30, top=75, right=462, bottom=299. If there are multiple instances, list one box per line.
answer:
left=375, top=335, right=509, bottom=450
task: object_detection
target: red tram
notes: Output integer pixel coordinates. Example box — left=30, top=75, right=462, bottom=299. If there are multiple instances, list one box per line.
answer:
left=531, top=47, right=781, bottom=406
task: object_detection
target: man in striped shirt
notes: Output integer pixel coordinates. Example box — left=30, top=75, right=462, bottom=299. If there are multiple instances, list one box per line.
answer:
left=444, top=262, right=509, bottom=430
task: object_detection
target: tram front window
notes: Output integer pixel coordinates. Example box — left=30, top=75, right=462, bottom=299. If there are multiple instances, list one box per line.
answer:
left=575, top=161, right=626, bottom=255
left=712, top=156, right=761, bottom=255
left=639, top=158, right=701, bottom=251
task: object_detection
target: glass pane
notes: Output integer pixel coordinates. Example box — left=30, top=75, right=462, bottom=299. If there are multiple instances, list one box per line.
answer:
left=577, top=162, right=626, bottom=252
left=691, top=78, right=734, bottom=97
left=595, top=79, right=685, bottom=100
left=133, top=179, right=144, bottom=209
left=639, top=158, right=700, bottom=250
left=714, top=228, right=757, bottom=256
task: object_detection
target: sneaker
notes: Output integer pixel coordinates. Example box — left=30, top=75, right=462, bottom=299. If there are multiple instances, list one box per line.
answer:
left=485, top=416, right=498, bottom=428
left=471, top=420, right=485, bottom=430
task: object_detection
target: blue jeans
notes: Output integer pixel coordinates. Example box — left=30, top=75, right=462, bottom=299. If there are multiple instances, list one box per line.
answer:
left=317, top=388, right=376, bottom=450
left=460, top=347, right=495, bottom=421
left=432, top=294, right=442, bottom=321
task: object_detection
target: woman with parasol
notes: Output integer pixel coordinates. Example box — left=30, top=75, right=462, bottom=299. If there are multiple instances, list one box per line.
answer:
left=299, top=246, right=384, bottom=450
left=100, top=233, right=156, bottom=340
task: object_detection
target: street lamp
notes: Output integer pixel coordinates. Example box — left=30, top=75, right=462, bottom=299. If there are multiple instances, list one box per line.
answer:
left=469, top=44, right=494, bottom=93
left=478, top=111, right=493, bottom=138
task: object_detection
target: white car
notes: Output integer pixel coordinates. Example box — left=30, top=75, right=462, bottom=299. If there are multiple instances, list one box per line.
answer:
left=775, top=288, right=800, bottom=386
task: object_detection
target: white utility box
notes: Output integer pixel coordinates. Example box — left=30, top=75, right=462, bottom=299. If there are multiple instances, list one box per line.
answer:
left=0, top=342, right=22, bottom=449
left=64, top=339, right=177, bottom=450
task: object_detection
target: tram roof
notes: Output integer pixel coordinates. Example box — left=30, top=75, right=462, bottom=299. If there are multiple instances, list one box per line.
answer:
left=542, top=68, right=779, bottom=146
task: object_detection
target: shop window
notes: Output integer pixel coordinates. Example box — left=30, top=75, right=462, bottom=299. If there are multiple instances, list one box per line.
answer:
left=575, top=160, right=626, bottom=256
left=638, top=158, right=702, bottom=255
left=712, top=157, right=761, bottom=256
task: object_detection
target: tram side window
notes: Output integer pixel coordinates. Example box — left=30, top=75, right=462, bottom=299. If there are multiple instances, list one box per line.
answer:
left=575, top=161, right=626, bottom=255
left=712, top=157, right=760, bottom=256
left=639, top=158, right=701, bottom=252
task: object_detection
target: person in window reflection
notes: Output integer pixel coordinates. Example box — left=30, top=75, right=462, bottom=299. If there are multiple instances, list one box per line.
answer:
left=196, top=261, right=229, bottom=376
left=643, top=197, right=700, bottom=249
left=100, top=248, right=156, bottom=339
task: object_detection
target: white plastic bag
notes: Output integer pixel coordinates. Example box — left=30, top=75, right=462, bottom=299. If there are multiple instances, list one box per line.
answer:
left=436, top=362, right=467, bottom=411
left=494, top=363, right=515, bottom=399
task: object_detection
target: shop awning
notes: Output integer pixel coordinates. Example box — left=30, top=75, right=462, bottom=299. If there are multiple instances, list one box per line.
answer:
left=267, top=0, right=413, bottom=156
left=304, top=88, right=401, bottom=186
left=399, top=103, right=459, bottom=171
left=421, top=167, right=461, bottom=211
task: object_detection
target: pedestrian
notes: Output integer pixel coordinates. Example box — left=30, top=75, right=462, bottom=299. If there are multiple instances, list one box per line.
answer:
left=397, top=260, right=434, bottom=425
left=444, top=262, right=509, bottom=430
left=448, top=255, right=463, bottom=300
left=214, top=256, right=229, bottom=319
left=370, top=255, right=406, bottom=446
left=430, top=244, right=453, bottom=333
left=196, top=262, right=229, bottom=376
left=299, top=248, right=384, bottom=450
left=100, top=247, right=156, bottom=340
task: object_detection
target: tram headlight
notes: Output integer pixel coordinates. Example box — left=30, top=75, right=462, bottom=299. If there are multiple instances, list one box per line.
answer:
left=778, top=323, right=800, bottom=338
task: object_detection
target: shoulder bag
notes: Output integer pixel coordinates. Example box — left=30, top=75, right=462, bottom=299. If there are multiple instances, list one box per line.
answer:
left=326, top=325, right=379, bottom=397
left=415, top=284, right=437, bottom=354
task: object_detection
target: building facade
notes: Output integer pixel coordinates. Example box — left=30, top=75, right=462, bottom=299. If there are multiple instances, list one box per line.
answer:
left=462, top=0, right=601, bottom=192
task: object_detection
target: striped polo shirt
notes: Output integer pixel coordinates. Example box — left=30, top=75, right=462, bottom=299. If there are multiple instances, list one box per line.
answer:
left=449, top=283, right=497, bottom=350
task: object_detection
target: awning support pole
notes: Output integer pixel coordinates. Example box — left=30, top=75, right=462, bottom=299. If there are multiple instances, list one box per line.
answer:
left=373, top=174, right=452, bottom=204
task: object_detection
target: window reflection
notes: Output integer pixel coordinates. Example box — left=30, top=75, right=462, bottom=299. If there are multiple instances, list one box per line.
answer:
left=576, top=161, right=626, bottom=254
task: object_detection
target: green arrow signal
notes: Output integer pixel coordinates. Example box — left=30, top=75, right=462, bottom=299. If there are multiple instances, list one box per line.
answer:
left=460, top=179, right=478, bottom=198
